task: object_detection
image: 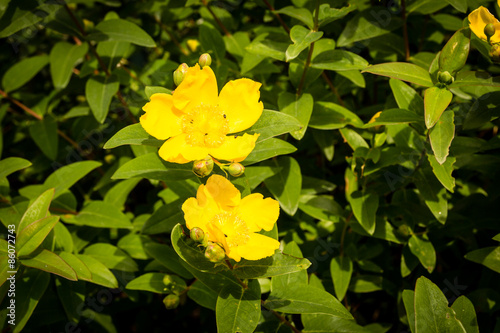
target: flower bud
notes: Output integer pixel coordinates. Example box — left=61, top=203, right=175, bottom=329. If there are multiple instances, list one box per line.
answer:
left=163, top=274, right=173, bottom=286
left=227, top=162, right=245, bottom=177
left=190, top=227, right=205, bottom=242
left=192, top=156, right=214, bottom=177
left=490, top=44, right=500, bottom=62
left=437, top=71, right=454, bottom=85
left=173, top=63, right=189, bottom=86
left=199, top=53, right=212, bottom=68
left=163, top=294, right=180, bottom=309
left=485, top=23, right=496, bottom=39
left=204, top=243, right=225, bottom=262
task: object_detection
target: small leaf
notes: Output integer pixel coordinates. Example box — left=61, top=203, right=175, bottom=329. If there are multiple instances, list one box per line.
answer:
left=103, top=178, right=141, bottom=209
left=309, top=101, right=364, bottom=130
left=349, top=190, right=378, bottom=235
left=96, top=40, right=130, bottom=73
left=424, top=87, right=453, bottom=129
left=29, top=115, right=58, bottom=160
left=363, top=108, right=421, bottom=128
left=232, top=252, right=311, bottom=279
left=55, top=278, right=85, bottom=323
left=275, top=6, right=314, bottom=29
left=438, top=28, right=470, bottom=75
left=465, top=246, right=500, bottom=274
left=286, top=25, right=323, bottom=61
left=83, top=243, right=138, bottom=272
left=75, top=254, right=118, bottom=288
left=264, top=156, right=302, bottom=216
left=242, top=138, right=297, bottom=166
left=0, top=157, right=31, bottom=179
left=86, top=74, right=120, bottom=123
left=126, top=273, right=186, bottom=294
left=17, top=215, right=59, bottom=257
left=311, top=50, right=369, bottom=71
left=415, top=168, right=448, bottom=224
left=244, top=109, right=302, bottom=142
left=88, top=19, right=155, bottom=47
left=18, top=188, right=55, bottom=231
left=50, top=42, right=88, bottom=89
left=144, top=242, right=193, bottom=279
left=74, top=201, right=132, bottom=229
left=363, top=62, right=433, bottom=87
left=402, top=290, right=416, bottom=333
left=1, top=55, right=49, bottom=93
left=271, top=241, right=308, bottom=291
left=318, top=3, right=357, bottom=26
left=330, top=255, right=353, bottom=301
left=188, top=280, right=218, bottom=310
left=408, top=234, right=436, bottom=273
left=449, top=71, right=500, bottom=88
left=44, top=161, right=101, bottom=199
left=427, top=154, right=455, bottom=192
left=389, top=78, right=424, bottom=115
left=429, top=110, right=455, bottom=164
left=199, top=23, right=226, bottom=61
left=20, top=249, right=77, bottom=281
left=451, top=296, right=479, bottom=333
left=104, top=123, right=164, bottom=149
left=58, top=251, right=92, bottom=281
left=278, top=92, right=313, bottom=140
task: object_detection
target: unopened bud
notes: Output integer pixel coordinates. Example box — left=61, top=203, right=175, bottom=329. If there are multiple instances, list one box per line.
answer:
left=163, top=294, right=180, bottom=309
left=437, top=71, right=454, bottom=85
left=204, top=243, right=225, bottom=262
left=485, top=23, right=496, bottom=39
left=192, top=156, right=214, bottom=177
left=163, top=275, right=173, bottom=286
left=190, top=227, right=205, bottom=242
left=490, top=44, right=500, bottom=62
left=173, top=63, right=189, bottom=86
left=199, top=53, right=212, bottom=68
left=228, top=162, right=245, bottom=177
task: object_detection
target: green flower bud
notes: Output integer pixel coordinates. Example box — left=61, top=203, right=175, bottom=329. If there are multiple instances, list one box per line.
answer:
left=437, top=71, right=454, bottom=85
left=192, top=156, right=214, bottom=177
left=490, top=44, right=500, bottom=62
left=227, top=162, right=245, bottom=177
left=204, top=243, right=225, bottom=262
left=163, top=274, right=173, bottom=286
left=173, top=63, right=189, bottom=86
left=485, top=23, right=496, bottom=39
left=190, top=227, right=205, bottom=242
left=163, top=294, right=180, bottom=309
left=199, top=53, right=212, bottom=67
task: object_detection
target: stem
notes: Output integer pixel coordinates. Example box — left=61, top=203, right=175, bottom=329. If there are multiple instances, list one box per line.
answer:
left=0, top=89, right=42, bottom=120
left=401, top=0, right=410, bottom=61
left=262, top=301, right=301, bottom=333
left=262, top=0, right=290, bottom=34
left=340, top=212, right=353, bottom=256
left=201, top=0, right=231, bottom=37
left=321, top=72, right=345, bottom=107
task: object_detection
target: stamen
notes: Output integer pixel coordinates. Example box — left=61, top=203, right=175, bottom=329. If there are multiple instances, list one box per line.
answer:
left=181, top=104, right=229, bottom=148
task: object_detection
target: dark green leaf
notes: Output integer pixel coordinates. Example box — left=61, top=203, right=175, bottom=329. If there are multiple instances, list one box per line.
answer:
left=244, top=109, right=302, bottom=142
left=286, top=25, right=323, bottom=61
left=83, top=243, right=138, bottom=272
left=75, top=254, right=118, bottom=288
left=318, top=3, right=357, bottom=27
left=429, top=110, right=454, bottom=163
left=243, top=138, right=297, bottom=166
left=424, top=87, right=453, bottom=129
left=408, top=234, right=436, bottom=273
left=309, top=101, right=363, bottom=130
left=311, top=50, right=369, bottom=72
left=0, top=157, right=31, bottom=179
left=17, top=215, right=59, bottom=257
left=363, top=108, right=421, bottom=128
left=439, top=28, right=470, bottom=75
left=18, top=188, right=54, bottom=231
left=85, top=74, right=120, bottom=123
left=330, top=255, right=353, bottom=301
left=465, top=246, right=500, bottom=274
left=50, top=42, right=88, bottom=89
left=74, top=201, right=132, bottom=229
left=232, top=252, right=311, bottom=279
left=55, top=278, right=85, bottom=323
left=126, top=273, right=186, bottom=294
left=264, top=156, right=302, bottom=216
left=20, top=249, right=77, bottom=281
left=144, top=242, right=194, bottom=279
left=414, top=168, right=448, bottom=224
left=88, top=19, right=155, bottom=47
left=278, top=92, right=313, bottom=140
left=428, top=154, right=455, bottom=192
left=104, top=123, right=164, bottom=149
left=199, top=23, right=226, bottom=61
left=58, top=251, right=92, bottom=281
left=29, top=115, right=58, bottom=160
left=450, top=71, right=500, bottom=88
left=1, top=55, right=49, bottom=93
left=363, top=63, right=433, bottom=87
left=188, top=280, right=218, bottom=310
left=275, top=6, right=313, bottom=29
left=349, top=190, right=379, bottom=235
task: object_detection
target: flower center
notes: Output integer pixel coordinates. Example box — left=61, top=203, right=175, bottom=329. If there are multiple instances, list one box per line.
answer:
left=181, top=104, right=229, bottom=148
left=209, top=212, right=250, bottom=248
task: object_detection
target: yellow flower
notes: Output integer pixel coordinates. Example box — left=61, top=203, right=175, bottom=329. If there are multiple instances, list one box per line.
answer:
left=182, top=175, right=280, bottom=262
left=468, top=6, right=500, bottom=43
left=140, top=64, right=262, bottom=163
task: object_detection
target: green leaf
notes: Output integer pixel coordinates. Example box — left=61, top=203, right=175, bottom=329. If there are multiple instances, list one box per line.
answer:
left=199, top=23, right=226, bottom=61
left=389, top=78, right=424, bottom=115
left=311, top=50, right=369, bottom=72
left=278, top=92, right=313, bottom=140
left=271, top=241, right=308, bottom=291
left=337, top=8, right=403, bottom=47
left=88, top=19, right=155, bottom=47
left=302, top=314, right=368, bottom=333
left=349, top=190, right=378, bottom=235
left=363, top=108, right=421, bottom=128
left=242, top=138, right=297, bottom=166
left=402, top=290, right=416, bottom=333
left=141, top=201, right=184, bottom=235
left=171, top=223, right=226, bottom=273
left=415, top=168, right=448, bottom=224
left=126, top=273, right=186, bottom=294
left=451, top=296, right=479, bottom=333
left=407, top=0, right=448, bottom=15
left=20, top=249, right=77, bottom=281
left=43, top=160, right=101, bottom=199
left=83, top=243, right=138, bottom=272
left=75, top=254, right=118, bottom=288
left=265, top=284, right=353, bottom=319
left=463, top=92, right=500, bottom=130
left=318, top=3, right=357, bottom=27
left=330, top=255, right=353, bottom=301
left=408, top=234, right=436, bottom=273
left=449, top=71, right=500, bottom=88
left=86, top=74, right=120, bottom=123
left=144, top=242, right=193, bottom=279
left=18, top=188, right=54, bottom=231
left=275, top=6, right=313, bottom=29
left=96, top=40, right=130, bottom=73
left=286, top=25, right=323, bottom=61
left=103, top=178, right=141, bottom=209
left=443, top=0, right=467, bottom=13
left=58, top=251, right=92, bottom=281
left=363, top=63, right=433, bottom=87
left=429, top=110, right=454, bottom=164
left=50, top=42, right=88, bottom=89
left=309, top=101, right=363, bottom=130
left=414, top=276, right=466, bottom=333
left=264, top=156, right=302, bottom=216
left=244, top=109, right=302, bottom=142
left=232, top=252, right=311, bottom=279
left=17, top=215, right=59, bottom=257
left=112, top=152, right=194, bottom=181
left=29, top=115, right=58, bottom=160
left=74, top=201, right=132, bottom=229
left=428, top=154, right=455, bottom=192
left=216, top=279, right=261, bottom=333
left=188, top=280, right=218, bottom=310
left=424, top=87, right=453, bottom=129
left=55, top=278, right=85, bottom=323
left=144, top=86, right=171, bottom=99
left=245, top=35, right=288, bottom=61
left=465, top=246, right=500, bottom=274
left=439, top=28, right=470, bottom=75
left=12, top=270, right=50, bottom=333
left=0, top=157, right=31, bottom=179
left=299, top=194, right=343, bottom=222
left=348, top=275, right=383, bottom=293
left=104, top=123, right=163, bottom=149
left=0, top=1, right=58, bottom=38
left=1, top=55, right=49, bottom=93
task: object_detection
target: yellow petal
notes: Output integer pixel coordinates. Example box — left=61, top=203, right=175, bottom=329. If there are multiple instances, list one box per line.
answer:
left=209, top=133, right=259, bottom=162
left=182, top=197, right=219, bottom=231
left=238, top=194, right=279, bottom=232
left=204, top=175, right=241, bottom=209
left=158, top=134, right=209, bottom=163
left=228, top=233, right=280, bottom=262
left=206, top=222, right=230, bottom=252
left=173, top=64, right=218, bottom=113
left=140, top=93, right=183, bottom=140
left=469, top=6, right=500, bottom=41
left=219, top=78, right=264, bottom=133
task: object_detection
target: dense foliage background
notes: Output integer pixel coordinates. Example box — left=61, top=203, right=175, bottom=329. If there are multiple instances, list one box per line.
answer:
left=1, top=0, right=500, bottom=332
